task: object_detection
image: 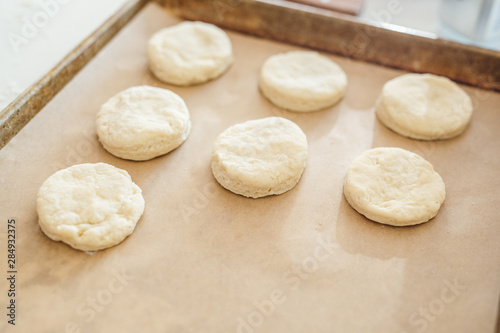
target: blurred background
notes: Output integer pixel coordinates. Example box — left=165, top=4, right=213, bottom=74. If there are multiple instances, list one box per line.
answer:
left=1, top=0, right=499, bottom=112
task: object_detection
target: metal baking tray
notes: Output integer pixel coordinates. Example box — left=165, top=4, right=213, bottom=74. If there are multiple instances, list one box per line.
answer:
left=0, top=1, right=498, bottom=332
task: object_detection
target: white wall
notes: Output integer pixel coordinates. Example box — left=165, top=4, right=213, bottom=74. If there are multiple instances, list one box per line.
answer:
left=0, top=0, right=128, bottom=111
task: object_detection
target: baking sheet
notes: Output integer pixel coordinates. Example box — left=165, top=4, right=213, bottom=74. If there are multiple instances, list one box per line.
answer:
left=1, top=2, right=499, bottom=332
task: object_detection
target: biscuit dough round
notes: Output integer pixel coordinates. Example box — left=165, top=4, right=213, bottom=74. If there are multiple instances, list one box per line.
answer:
left=36, top=163, right=145, bottom=251
left=147, top=21, right=234, bottom=86
left=259, top=51, right=347, bottom=112
left=211, top=117, right=308, bottom=198
left=96, top=86, right=191, bottom=161
left=343, top=147, right=445, bottom=226
left=375, top=73, right=473, bottom=140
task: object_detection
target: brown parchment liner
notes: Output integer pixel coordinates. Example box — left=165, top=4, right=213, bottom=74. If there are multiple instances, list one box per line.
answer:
left=0, top=3, right=499, bottom=333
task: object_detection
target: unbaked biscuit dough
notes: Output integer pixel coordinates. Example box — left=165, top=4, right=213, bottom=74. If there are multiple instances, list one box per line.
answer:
left=96, top=86, right=191, bottom=161
left=147, top=21, right=234, bottom=86
left=343, top=147, right=445, bottom=226
left=259, top=51, right=347, bottom=112
left=36, top=163, right=145, bottom=251
left=375, top=73, right=473, bottom=140
left=211, top=117, right=308, bottom=198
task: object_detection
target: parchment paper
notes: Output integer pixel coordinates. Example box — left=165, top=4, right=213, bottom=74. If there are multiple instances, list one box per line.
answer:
left=1, top=2, right=499, bottom=333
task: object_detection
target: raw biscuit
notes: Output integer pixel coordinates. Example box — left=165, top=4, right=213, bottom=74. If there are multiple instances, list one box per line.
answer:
left=375, top=73, right=473, bottom=140
left=147, top=21, right=234, bottom=86
left=211, top=117, right=308, bottom=198
left=259, top=51, right=347, bottom=112
left=36, top=163, right=145, bottom=251
left=96, top=86, right=191, bottom=161
left=343, top=147, right=445, bottom=226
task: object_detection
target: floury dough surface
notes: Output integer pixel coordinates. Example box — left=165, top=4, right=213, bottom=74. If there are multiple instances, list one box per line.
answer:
left=147, top=21, right=234, bottom=86
left=343, top=147, right=446, bottom=226
left=211, top=117, right=308, bottom=198
left=375, top=73, right=473, bottom=140
left=96, top=85, right=191, bottom=161
left=259, top=51, right=347, bottom=112
left=36, top=163, right=145, bottom=251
